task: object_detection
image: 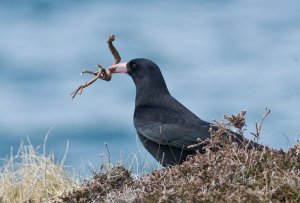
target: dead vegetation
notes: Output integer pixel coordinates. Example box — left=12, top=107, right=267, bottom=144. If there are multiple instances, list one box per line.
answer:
left=56, top=163, right=133, bottom=203
left=129, top=140, right=299, bottom=202
left=0, top=139, right=78, bottom=203
left=56, top=110, right=300, bottom=203
left=1, top=110, right=298, bottom=202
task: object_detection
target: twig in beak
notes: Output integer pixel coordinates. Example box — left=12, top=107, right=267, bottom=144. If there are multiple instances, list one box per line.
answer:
left=108, top=62, right=128, bottom=73
left=71, top=35, right=122, bottom=99
left=107, top=35, right=121, bottom=65
left=70, top=65, right=104, bottom=99
left=81, top=70, right=98, bottom=76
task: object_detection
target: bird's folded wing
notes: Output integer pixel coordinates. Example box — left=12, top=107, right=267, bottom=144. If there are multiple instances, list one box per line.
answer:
left=136, top=123, right=211, bottom=150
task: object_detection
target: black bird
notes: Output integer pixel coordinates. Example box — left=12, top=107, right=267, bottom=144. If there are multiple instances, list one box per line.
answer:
left=112, top=58, right=254, bottom=166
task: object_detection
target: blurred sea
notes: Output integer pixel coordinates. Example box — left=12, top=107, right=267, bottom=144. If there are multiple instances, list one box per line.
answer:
left=0, top=0, right=300, bottom=172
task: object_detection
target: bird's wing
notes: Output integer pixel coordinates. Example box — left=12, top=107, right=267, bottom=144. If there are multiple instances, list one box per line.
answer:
left=136, top=123, right=211, bottom=150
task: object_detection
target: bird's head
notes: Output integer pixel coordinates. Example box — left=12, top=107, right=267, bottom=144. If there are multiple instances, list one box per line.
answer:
left=111, top=58, right=170, bottom=96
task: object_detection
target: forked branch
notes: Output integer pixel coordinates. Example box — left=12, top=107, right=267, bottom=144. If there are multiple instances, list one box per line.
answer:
left=71, top=35, right=121, bottom=99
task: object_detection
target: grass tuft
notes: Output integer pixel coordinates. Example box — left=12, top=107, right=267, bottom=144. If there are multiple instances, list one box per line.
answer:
left=0, top=141, right=78, bottom=203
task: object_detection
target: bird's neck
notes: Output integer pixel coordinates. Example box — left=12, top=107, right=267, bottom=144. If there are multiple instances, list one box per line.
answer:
left=135, top=82, right=170, bottom=108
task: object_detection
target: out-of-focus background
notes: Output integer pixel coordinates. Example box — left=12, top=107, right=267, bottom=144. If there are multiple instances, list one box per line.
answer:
left=0, top=0, right=299, bottom=172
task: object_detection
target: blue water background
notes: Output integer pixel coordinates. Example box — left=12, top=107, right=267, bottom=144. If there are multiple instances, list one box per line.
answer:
left=0, top=0, right=300, bottom=173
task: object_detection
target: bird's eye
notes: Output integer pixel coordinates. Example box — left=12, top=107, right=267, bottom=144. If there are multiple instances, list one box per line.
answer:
left=131, top=63, right=137, bottom=70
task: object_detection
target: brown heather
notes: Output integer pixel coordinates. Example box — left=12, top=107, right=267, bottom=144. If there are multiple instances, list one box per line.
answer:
left=56, top=110, right=300, bottom=203
left=1, top=110, right=299, bottom=202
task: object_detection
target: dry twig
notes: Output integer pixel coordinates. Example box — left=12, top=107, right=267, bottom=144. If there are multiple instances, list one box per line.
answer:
left=251, top=108, right=271, bottom=141
left=71, top=35, right=121, bottom=99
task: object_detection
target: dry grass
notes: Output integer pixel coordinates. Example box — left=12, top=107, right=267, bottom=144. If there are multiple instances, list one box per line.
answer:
left=1, top=110, right=299, bottom=202
left=56, top=110, right=300, bottom=202
left=0, top=139, right=78, bottom=203
left=57, top=162, right=133, bottom=203
left=57, top=141, right=300, bottom=202
left=131, top=141, right=300, bottom=202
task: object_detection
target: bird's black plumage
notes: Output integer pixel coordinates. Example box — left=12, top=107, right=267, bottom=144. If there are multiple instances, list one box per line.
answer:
left=125, top=58, right=253, bottom=166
